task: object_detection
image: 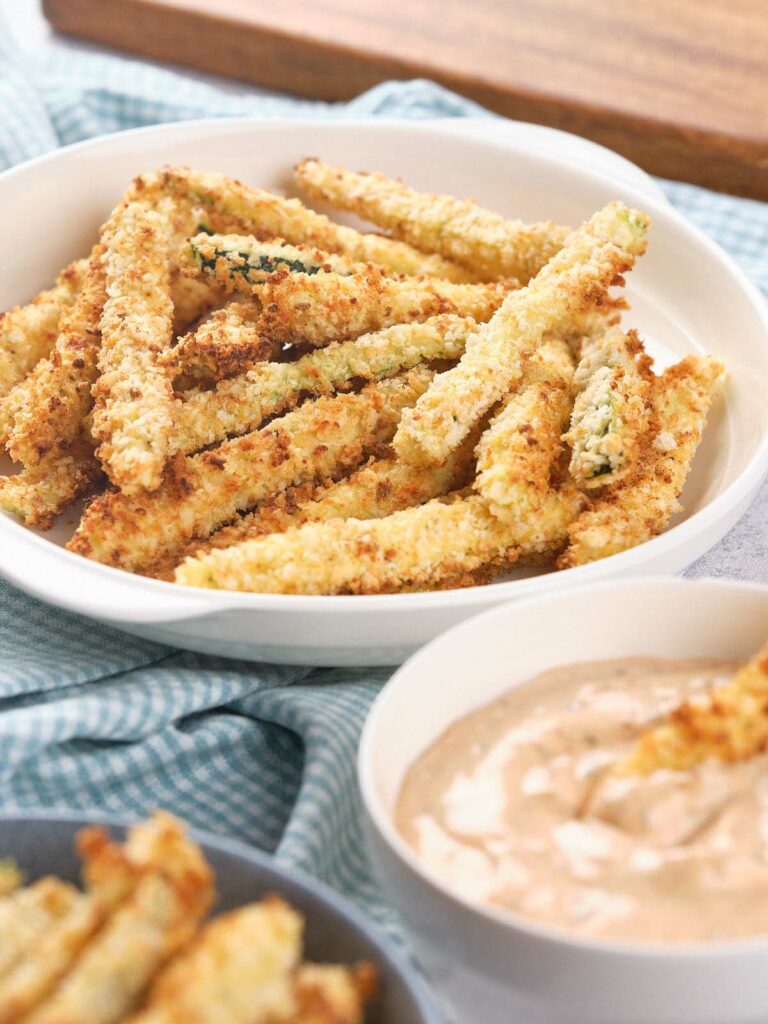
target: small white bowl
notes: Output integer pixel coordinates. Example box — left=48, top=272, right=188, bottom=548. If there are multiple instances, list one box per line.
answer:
left=1, top=118, right=767, bottom=665
left=359, top=578, right=768, bottom=1024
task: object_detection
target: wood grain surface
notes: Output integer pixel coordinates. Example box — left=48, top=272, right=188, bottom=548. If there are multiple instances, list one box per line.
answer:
left=43, top=0, right=768, bottom=198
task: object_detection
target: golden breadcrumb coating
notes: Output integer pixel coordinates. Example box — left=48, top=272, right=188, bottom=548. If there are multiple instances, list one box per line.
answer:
left=92, top=200, right=175, bottom=494
left=162, top=300, right=277, bottom=383
left=187, top=234, right=363, bottom=288
left=0, top=438, right=102, bottom=529
left=258, top=267, right=511, bottom=346
left=565, top=327, right=654, bottom=489
left=168, top=273, right=226, bottom=337
left=0, top=879, right=79, bottom=983
left=175, top=488, right=579, bottom=594
left=288, top=962, right=376, bottom=1024
left=474, top=338, right=575, bottom=522
left=171, top=315, right=475, bottom=454
left=68, top=371, right=432, bottom=573
left=0, top=258, right=88, bottom=403
left=621, top=641, right=768, bottom=774
left=558, top=355, right=724, bottom=567
left=150, top=165, right=473, bottom=281
left=151, top=439, right=475, bottom=579
left=124, top=898, right=302, bottom=1024
left=3, top=252, right=106, bottom=467
left=295, top=157, right=570, bottom=283
left=393, top=203, right=649, bottom=466
left=0, top=863, right=21, bottom=899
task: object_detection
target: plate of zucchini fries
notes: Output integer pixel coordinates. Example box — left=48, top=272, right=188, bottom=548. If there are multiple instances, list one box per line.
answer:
left=0, top=121, right=766, bottom=664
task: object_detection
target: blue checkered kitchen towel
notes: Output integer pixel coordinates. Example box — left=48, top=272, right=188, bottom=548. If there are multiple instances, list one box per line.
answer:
left=1, top=9, right=768, bottom=939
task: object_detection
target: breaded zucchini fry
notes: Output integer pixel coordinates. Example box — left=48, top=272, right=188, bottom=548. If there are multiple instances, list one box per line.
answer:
left=169, top=273, right=227, bottom=337
left=162, top=300, right=277, bottom=383
left=558, top=355, right=724, bottom=568
left=620, top=640, right=768, bottom=775
left=0, top=863, right=21, bottom=898
left=0, top=439, right=102, bottom=529
left=0, top=879, right=79, bottom=982
left=2, top=252, right=106, bottom=467
left=188, top=234, right=362, bottom=287
left=124, top=898, right=302, bottom=1024
left=295, top=157, right=570, bottom=283
left=68, top=371, right=432, bottom=573
left=24, top=814, right=213, bottom=1024
left=0, top=259, right=88, bottom=402
left=289, top=963, right=376, bottom=1024
left=259, top=268, right=511, bottom=346
left=175, top=488, right=579, bottom=595
left=565, top=327, right=654, bottom=489
left=393, top=203, right=649, bottom=466
left=152, top=438, right=476, bottom=579
left=92, top=200, right=175, bottom=494
left=153, top=166, right=472, bottom=281
left=474, top=338, right=575, bottom=521
left=171, top=315, right=475, bottom=454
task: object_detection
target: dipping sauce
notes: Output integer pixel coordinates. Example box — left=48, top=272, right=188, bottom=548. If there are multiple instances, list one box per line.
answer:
left=395, top=657, right=768, bottom=943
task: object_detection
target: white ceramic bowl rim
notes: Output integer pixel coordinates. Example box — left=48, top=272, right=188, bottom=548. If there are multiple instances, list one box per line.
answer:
left=358, top=576, right=768, bottom=960
left=0, top=119, right=767, bottom=622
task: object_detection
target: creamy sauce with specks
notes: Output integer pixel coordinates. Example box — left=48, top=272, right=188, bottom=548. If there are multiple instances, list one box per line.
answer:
left=395, top=658, right=768, bottom=943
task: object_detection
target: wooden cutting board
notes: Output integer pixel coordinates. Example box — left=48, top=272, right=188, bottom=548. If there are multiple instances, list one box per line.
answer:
left=43, top=0, right=768, bottom=199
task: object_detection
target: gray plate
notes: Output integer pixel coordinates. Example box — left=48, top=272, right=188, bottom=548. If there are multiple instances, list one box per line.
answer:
left=0, top=812, right=442, bottom=1024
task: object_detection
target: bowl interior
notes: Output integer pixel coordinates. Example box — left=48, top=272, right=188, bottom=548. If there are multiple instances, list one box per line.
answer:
left=0, top=814, right=438, bottom=1024
left=362, top=578, right=768, bottom=821
left=0, top=119, right=766, bottom=571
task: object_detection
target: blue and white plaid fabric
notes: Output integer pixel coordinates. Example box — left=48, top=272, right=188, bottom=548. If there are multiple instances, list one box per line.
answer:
left=1, top=9, right=767, bottom=938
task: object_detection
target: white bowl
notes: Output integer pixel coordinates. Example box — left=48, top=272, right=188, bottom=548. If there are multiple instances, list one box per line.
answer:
left=0, top=119, right=767, bottom=666
left=359, top=577, right=768, bottom=1024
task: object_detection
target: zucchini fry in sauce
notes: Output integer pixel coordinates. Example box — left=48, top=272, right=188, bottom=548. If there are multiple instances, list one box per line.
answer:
left=259, top=268, right=511, bottom=346
left=474, top=338, right=574, bottom=523
left=69, top=371, right=433, bottom=573
left=394, top=203, right=649, bottom=467
left=3, top=252, right=106, bottom=467
left=0, top=259, right=88, bottom=402
left=295, top=157, right=570, bottom=284
left=92, top=200, right=175, bottom=494
left=558, top=355, right=723, bottom=568
left=620, top=639, right=768, bottom=775
left=565, top=327, right=654, bottom=489
left=124, top=899, right=302, bottom=1024
left=152, top=166, right=472, bottom=281
left=171, top=315, right=476, bottom=454
left=175, top=488, right=579, bottom=595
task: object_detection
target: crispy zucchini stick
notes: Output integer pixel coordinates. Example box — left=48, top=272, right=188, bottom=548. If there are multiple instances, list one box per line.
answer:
left=620, top=640, right=768, bottom=775
left=0, top=439, right=102, bottom=529
left=474, top=338, right=575, bottom=521
left=188, top=234, right=362, bottom=286
left=162, top=300, right=277, bottom=383
left=289, top=963, right=375, bottom=1024
left=0, top=823, right=140, bottom=1023
left=565, top=327, right=654, bottom=489
left=295, top=157, right=570, bottom=283
left=153, top=166, right=472, bottom=281
left=0, top=259, right=88, bottom=401
left=259, top=268, right=511, bottom=346
left=558, top=355, right=723, bottom=568
left=123, top=898, right=302, bottom=1024
left=92, top=200, right=175, bottom=494
left=2, top=252, right=106, bottom=467
left=0, top=880, right=79, bottom=982
left=172, top=315, right=475, bottom=454
left=25, top=815, right=213, bottom=1024
left=153, top=438, right=476, bottom=579
left=175, top=488, right=579, bottom=594
left=394, top=203, right=649, bottom=466
left=69, top=370, right=432, bottom=573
